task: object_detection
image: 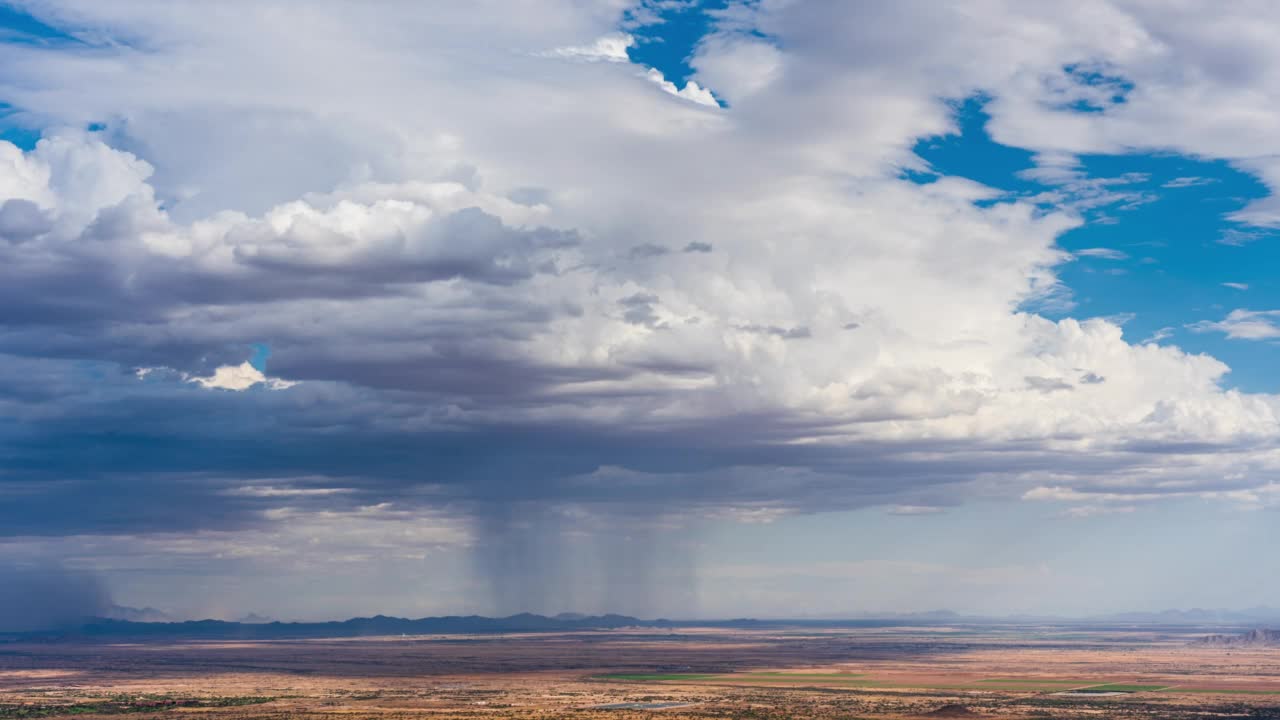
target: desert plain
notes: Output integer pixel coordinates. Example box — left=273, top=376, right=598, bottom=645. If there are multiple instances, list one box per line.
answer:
left=2, top=623, right=1280, bottom=719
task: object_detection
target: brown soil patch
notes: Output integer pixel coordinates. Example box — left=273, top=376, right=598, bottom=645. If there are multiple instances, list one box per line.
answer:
left=1, top=624, right=1278, bottom=719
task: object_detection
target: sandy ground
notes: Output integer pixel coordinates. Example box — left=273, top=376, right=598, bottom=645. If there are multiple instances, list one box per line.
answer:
left=1, top=624, right=1279, bottom=719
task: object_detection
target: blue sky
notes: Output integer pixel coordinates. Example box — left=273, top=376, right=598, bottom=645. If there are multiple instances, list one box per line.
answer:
left=627, top=2, right=1280, bottom=392
left=915, top=99, right=1280, bottom=392
left=2, top=1, right=1280, bottom=624
left=626, top=1, right=725, bottom=88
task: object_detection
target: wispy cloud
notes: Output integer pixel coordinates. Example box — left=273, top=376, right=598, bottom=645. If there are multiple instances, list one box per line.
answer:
left=1161, top=176, right=1216, bottom=189
left=543, top=32, right=634, bottom=62
left=1020, top=155, right=1155, bottom=215
left=887, top=505, right=947, bottom=516
left=1062, top=504, right=1136, bottom=518
left=1189, top=309, right=1280, bottom=340
left=1219, top=228, right=1265, bottom=246
left=1075, top=247, right=1128, bottom=260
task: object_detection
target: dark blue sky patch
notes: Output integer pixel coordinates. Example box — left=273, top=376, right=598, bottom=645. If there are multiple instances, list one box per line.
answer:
left=624, top=0, right=727, bottom=87
left=910, top=97, right=1040, bottom=192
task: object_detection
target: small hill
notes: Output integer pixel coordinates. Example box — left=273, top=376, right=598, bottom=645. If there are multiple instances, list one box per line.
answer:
left=1196, top=628, right=1280, bottom=647
left=104, top=605, right=173, bottom=623
left=237, top=613, right=276, bottom=624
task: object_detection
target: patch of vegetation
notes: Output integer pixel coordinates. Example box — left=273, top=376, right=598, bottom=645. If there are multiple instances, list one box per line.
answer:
left=596, top=673, right=719, bottom=681
left=1075, top=683, right=1170, bottom=693
left=742, top=672, right=867, bottom=679
left=1166, top=687, right=1280, bottom=695
left=0, top=695, right=274, bottom=718
left=950, top=683, right=1080, bottom=692
left=978, top=678, right=1089, bottom=685
left=620, top=672, right=1104, bottom=693
left=730, top=676, right=871, bottom=685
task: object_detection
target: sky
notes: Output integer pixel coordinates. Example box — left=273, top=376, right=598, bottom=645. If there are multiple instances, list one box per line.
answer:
left=2, top=0, right=1280, bottom=626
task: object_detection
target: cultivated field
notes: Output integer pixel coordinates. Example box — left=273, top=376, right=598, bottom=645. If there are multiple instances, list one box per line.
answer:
left=2, top=623, right=1279, bottom=719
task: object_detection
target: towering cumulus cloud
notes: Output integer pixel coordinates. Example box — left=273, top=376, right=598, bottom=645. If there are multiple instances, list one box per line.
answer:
left=0, top=1, right=1279, bottom=618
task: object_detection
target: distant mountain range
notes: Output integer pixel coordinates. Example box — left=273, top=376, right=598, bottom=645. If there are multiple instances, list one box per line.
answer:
left=1091, top=607, right=1280, bottom=624
left=804, top=607, right=1280, bottom=625
left=9, top=613, right=940, bottom=639
left=8, top=606, right=1280, bottom=639
left=61, top=613, right=667, bottom=639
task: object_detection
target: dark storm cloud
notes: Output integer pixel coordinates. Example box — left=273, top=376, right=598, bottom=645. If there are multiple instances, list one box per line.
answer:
left=0, top=199, right=593, bottom=408
left=0, top=198, right=52, bottom=240
left=1, top=363, right=877, bottom=536
left=618, top=292, right=663, bottom=328
left=2, top=349, right=1257, bottom=542
left=4, top=342, right=1273, bottom=614
left=0, top=205, right=576, bottom=336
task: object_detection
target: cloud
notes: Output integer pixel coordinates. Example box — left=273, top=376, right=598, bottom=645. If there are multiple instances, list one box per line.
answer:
left=223, top=485, right=354, bottom=498
left=1020, top=157, right=1154, bottom=215
left=628, top=242, right=669, bottom=258
left=1075, top=247, right=1128, bottom=260
left=187, top=362, right=296, bottom=391
left=1024, top=376, right=1073, bottom=393
left=1062, top=504, right=1136, bottom=518
left=1162, top=176, right=1216, bottom=188
left=3, top=1, right=1280, bottom=614
left=1202, top=482, right=1280, bottom=511
left=735, top=323, right=812, bottom=340
left=1218, top=228, right=1265, bottom=246
left=544, top=32, right=635, bottom=62
left=1022, top=472, right=1280, bottom=516
left=0, top=198, right=52, bottom=240
left=1190, top=309, right=1280, bottom=340
left=618, top=291, right=664, bottom=328
left=644, top=67, right=719, bottom=106
left=1222, top=282, right=1249, bottom=291
left=887, top=505, right=946, bottom=516
left=545, top=30, right=720, bottom=106
left=1023, top=487, right=1092, bottom=502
